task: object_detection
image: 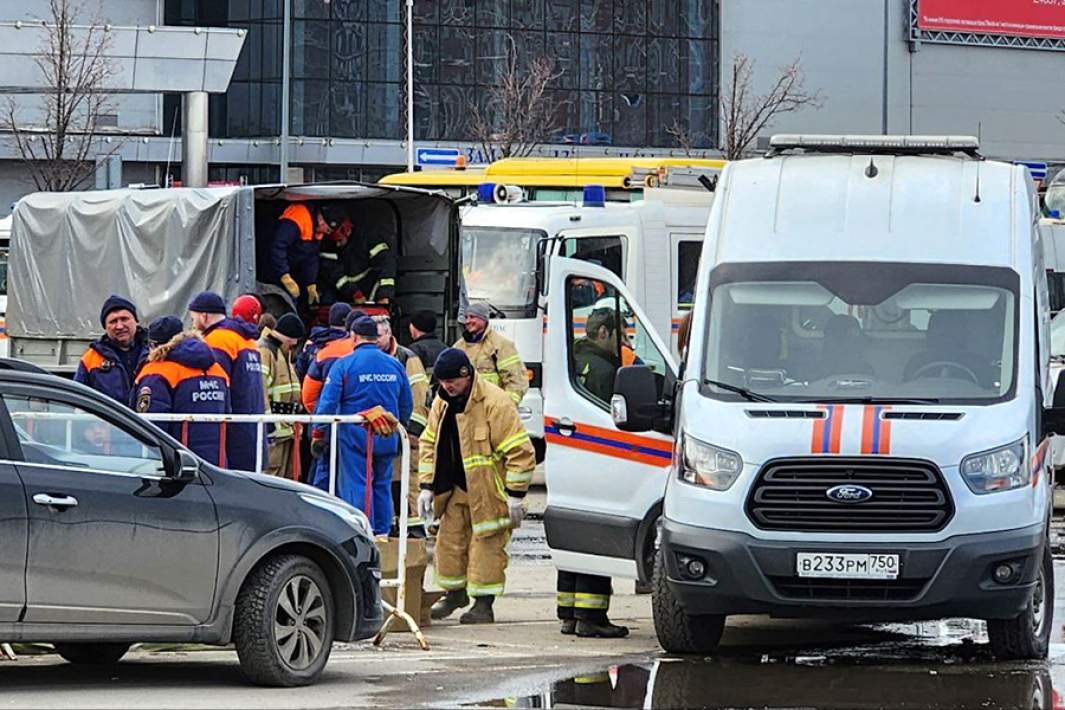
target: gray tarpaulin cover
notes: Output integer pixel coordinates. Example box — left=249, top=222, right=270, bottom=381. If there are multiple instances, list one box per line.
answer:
left=10, top=187, right=242, bottom=339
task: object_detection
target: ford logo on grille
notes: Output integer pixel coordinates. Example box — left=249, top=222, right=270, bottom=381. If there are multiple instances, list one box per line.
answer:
left=826, top=484, right=874, bottom=504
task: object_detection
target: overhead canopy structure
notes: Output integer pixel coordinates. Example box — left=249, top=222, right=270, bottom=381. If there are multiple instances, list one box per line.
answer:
left=0, top=23, right=245, bottom=94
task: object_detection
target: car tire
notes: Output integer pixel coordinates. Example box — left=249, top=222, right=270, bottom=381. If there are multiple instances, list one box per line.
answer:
left=53, top=642, right=131, bottom=665
left=652, top=547, right=725, bottom=654
left=987, top=542, right=1054, bottom=660
left=233, top=554, right=336, bottom=687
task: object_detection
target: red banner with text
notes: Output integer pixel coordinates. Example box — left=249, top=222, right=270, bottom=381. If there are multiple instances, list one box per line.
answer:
left=918, top=0, right=1065, bottom=40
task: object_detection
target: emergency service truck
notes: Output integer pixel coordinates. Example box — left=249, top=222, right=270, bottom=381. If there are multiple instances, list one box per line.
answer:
left=7, top=183, right=457, bottom=372
left=460, top=167, right=718, bottom=455
left=546, top=135, right=1058, bottom=660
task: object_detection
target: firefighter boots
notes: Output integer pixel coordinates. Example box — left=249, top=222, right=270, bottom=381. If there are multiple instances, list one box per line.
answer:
left=430, top=589, right=469, bottom=620
left=459, top=595, right=495, bottom=625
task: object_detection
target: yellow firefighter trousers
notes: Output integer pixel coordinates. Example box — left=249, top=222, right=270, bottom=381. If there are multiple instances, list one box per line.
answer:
left=266, top=438, right=294, bottom=478
left=434, top=486, right=511, bottom=597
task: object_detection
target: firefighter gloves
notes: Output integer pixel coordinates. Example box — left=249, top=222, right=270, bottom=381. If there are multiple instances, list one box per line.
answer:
left=507, top=496, right=526, bottom=529
left=280, top=273, right=300, bottom=299
left=307, top=283, right=320, bottom=305
left=359, top=405, right=400, bottom=436
left=310, top=428, right=327, bottom=459
left=417, top=489, right=435, bottom=523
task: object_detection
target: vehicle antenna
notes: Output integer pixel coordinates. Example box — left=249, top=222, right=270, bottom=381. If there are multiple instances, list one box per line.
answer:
left=865, top=157, right=879, bottom=179
left=974, top=122, right=982, bottom=203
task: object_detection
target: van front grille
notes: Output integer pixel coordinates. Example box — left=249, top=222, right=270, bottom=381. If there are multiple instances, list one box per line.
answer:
left=746, top=457, right=953, bottom=533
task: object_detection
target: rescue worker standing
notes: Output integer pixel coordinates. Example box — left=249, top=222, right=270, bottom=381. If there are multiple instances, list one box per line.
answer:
left=312, top=315, right=412, bottom=534
left=454, top=302, right=528, bottom=407
left=258, top=313, right=305, bottom=478
left=375, top=315, right=430, bottom=528
left=75, top=295, right=150, bottom=406
left=408, top=310, right=447, bottom=376
left=297, top=302, right=352, bottom=382
left=556, top=307, right=629, bottom=638
left=271, top=201, right=344, bottom=307
left=417, top=348, right=536, bottom=624
left=189, top=291, right=267, bottom=472
left=336, top=202, right=397, bottom=305
left=134, top=316, right=230, bottom=465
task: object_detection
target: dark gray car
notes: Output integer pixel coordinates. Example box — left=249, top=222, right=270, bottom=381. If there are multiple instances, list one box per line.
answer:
left=0, top=369, right=382, bottom=686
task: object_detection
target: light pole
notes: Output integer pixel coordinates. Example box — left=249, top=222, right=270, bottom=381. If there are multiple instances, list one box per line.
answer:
left=406, top=0, right=415, bottom=172
left=280, top=0, right=291, bottom=183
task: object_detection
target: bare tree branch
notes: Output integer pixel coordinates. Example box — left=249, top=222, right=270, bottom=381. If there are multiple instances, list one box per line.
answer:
left=3, top=0, right=120, bottom=191
left=720, top=52, right=825, bottom=160
left=469, top=33, right=563, bottom=159
left=666, top=118, right=695, bottom=157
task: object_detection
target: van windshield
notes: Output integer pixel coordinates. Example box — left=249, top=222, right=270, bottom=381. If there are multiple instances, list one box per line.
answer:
left=460, top=226, right=543, bottom=314
left=702, top=262, right=1019, bottom=404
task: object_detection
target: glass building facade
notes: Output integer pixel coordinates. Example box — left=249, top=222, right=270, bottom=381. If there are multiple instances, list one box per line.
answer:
left=164, top=0, right=719, bottom=149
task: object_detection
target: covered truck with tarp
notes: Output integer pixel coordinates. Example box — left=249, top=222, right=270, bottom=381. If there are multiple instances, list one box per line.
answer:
left=8, top=183, right=458, bottom=373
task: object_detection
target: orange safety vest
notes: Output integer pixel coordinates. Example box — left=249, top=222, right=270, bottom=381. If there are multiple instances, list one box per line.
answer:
left=280, top=203, right=319, bottom=242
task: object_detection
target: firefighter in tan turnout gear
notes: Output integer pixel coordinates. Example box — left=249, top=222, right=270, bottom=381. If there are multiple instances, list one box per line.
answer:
left=455, top=302, right=528, bottom=407
left=417, top=348, right=536, bottom=624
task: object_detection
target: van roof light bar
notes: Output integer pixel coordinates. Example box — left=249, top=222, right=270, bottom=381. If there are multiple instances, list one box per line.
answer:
left=767, top=134, right=981, bottom=158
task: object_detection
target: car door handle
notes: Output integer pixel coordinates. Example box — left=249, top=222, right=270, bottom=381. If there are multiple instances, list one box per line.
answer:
left=552, top=418, right=576, bottom=436
left=32, top=493, right=78, bottom=509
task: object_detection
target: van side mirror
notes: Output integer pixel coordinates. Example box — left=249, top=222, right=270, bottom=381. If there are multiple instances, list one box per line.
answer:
left=612, top=365, right=672, bottom=434
left=170, top=449, right=200, bottom=482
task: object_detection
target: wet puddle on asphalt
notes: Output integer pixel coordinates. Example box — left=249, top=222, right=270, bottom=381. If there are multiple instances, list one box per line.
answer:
left=465, top=618, right=1064, bottom=709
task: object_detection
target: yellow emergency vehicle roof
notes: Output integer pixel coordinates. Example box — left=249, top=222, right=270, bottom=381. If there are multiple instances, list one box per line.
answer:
left=379, top=156, right=726, bottom=190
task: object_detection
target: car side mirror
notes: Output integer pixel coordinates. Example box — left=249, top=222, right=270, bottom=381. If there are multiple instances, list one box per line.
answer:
left=612, top=365, right=672, bottom=434
left=171, top=449, right=200, bottom=482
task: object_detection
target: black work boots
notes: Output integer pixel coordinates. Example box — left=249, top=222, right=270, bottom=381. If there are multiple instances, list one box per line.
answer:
left=430, top=590, right=469, bottom=620
left=459, top=595, right=495, bottom=624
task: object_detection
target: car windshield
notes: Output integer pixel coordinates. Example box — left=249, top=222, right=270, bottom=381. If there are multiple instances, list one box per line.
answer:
left=1051, top=311, right=1065, bottom=359
left=1047, top=168, right=1065, bottom=216
left=460, top=226, right=543, bottom=311
left=702, top=263, right=1018, bottom=403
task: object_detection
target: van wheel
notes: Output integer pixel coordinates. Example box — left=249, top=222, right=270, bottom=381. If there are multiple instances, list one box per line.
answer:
left=234, top=554, right=335, bottom=687
left=652, top=548, right=725, bottom=654
left=53, top=642, right=130, bottom=665
left=987, top=543, right=1054, bottom=660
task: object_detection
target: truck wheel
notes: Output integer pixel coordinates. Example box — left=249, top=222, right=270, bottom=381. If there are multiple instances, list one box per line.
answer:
left=987, top=543, right=1054, bottom=660
left=233, top=554, right=335, bottom=687
left=53, top=642, right=130, bottom=665
left=652, top=547, right=725, bottom=654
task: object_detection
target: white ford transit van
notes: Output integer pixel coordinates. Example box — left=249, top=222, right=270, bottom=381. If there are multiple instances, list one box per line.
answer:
left=565, top=135, right=1057, bottom=660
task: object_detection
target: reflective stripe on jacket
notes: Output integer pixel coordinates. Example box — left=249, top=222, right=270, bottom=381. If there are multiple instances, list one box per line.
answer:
left=418, top=375, right=536, bottom=539
left=454, top=328, right=528, bottom=406
left=258, top=330, right=302, bottom=440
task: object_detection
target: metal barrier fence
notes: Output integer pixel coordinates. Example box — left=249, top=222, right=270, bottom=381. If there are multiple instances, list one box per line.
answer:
left=7, top=409, right=428, bottom=651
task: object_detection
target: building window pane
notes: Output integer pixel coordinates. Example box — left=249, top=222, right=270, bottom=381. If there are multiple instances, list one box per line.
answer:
left=440, top=25, right=477, bottom=85
left=438, top=84, right=476, bottom=140
left=333, top=22, right=367, bottom=82
left=329, top=0, right=364, bottom=21
left=441, top=0, right=475, bottom=25
left=414, top=84, right=439, bottom=140
left=613, top=35, right=646, bottom=93
left=293, top=0, right=329, bottom=19
left=647, top=37, right=679, bottom=93
left=291, top=79, right=330, bottom=136
left=648, top=93, right=684, bottom=147
left=511, top=31, right=546, bottom=73
left=613, top=91, right=647, bottom=146
left=580, top=90, right=613, bottom=139
left=367, top=23, right=402, bottom=82
left=260, top=22, right=282, bottom=80
left=261, top=81, right=281, bottom=135
left=413, top=24, right=438, bottom=84
left=546, top=0, right=579, bottom=31
left=330, top=81, right=365, bottom=138
left=547, top=32, right=578, bottom=90
left=367, top=83, right=402, bottom=139
left=615, top=0, right=648, bottom=35
left=226, top=82, right=251, bottom=137
left=511, top=0, right=545, bottom=30
left=581, top=0, right=611, bottom=32
left=292, top=20, right=330, bottom=80
left=478, top=0, right=507, bottom=28
left=579, top=33, right=611, bottom=90
left=476, top=30, right=507, bottom=86
left=681, top=38, right=711, bottom=94
left=679, top=0, right=715, bottom=38
left=648, top=0, right=678, bottom=36
left=367, top=0, right=401, bottom=22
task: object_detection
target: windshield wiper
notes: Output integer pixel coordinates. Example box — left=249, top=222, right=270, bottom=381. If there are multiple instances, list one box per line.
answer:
left=704, top=379, right=778, bottom=403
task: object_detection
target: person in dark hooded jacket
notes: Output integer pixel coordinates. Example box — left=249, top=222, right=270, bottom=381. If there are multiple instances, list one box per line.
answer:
left=189, top=291, right=267, bottom=471
left=295, top=302, right=352, bottom=381
left=74, top=295, right=150, bottom=406
left=134, top=316, right=231, bottom=465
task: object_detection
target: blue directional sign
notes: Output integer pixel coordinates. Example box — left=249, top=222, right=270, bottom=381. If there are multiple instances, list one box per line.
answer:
left=416, top=147, right=461, bottom=166
left=1015, top=160, right=1048, bottom=181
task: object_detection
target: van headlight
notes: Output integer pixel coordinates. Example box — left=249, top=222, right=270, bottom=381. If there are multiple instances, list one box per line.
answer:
left=677, top=434, right=743, bottom=491
left=960, top=439, right=1028, bottom=494
left=300, top=494, right=372, bottom=535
